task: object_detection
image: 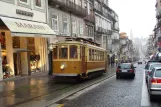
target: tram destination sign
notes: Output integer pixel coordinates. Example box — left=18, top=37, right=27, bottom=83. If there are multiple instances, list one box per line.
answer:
left=16, top=9, right=33, bottom=17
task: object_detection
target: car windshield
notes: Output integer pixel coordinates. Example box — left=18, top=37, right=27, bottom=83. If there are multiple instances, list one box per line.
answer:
left=118, top=63, right=131, bottom=69
left=155, top=70, right=161, bottom=77
left=150, top=64, right=161, bottom=70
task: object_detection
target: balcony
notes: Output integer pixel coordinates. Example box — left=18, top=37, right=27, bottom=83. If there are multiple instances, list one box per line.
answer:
left=84, top=14, right=95, bottom=23
left=49, top=0, right=86, bottom=17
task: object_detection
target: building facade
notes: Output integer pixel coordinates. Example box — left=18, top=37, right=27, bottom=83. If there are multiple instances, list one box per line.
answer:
left=0, top=0, right=55, bottom=80
left=48, top=0, right=87, bottom=43
left=94, top=0, right=112, bottom=49
left=154, top=0, right=161, bottom=53
left=110, top=11, right=119, bottom=60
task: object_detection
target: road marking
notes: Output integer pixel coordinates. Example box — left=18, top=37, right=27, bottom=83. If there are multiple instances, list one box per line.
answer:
left=141, top=71, right=150, bottom=107
left=48, top=104, right=64, bottom=107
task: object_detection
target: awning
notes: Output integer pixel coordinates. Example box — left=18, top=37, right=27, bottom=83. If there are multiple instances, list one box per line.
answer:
left=0, top=16, right=56, bottom=37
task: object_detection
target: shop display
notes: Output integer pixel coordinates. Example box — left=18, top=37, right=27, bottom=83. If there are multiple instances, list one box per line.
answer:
left=30, top=53, right=40, bottom=72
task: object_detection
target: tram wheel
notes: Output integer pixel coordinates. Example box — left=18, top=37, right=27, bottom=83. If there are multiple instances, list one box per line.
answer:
left=76, top=76, right=83, bottom=83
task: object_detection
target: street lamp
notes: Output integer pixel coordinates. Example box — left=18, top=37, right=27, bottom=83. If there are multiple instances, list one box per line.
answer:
left=48, top=43, right=55, bottom=51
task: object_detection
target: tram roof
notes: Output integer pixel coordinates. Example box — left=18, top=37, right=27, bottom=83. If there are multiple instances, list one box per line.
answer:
left=56, top=40, right=107, bottom=51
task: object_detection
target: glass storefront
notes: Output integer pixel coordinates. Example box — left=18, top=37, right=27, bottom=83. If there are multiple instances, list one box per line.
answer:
left=0, top=30, right=48, bottom=79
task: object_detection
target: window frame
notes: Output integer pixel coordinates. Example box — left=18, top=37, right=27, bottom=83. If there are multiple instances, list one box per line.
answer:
left=0, top=0, right=15, bottom=4
left=80, top=22, right=83, bottom=35
left=34, top=0, right=45, bottom=12
left=62, top=15, right=68, bottom=33
left=69, top=45, right=78, bottom=59
left=51, top=13, right=59, bottom=31
left=53, top=46, right=58, bottom=59
left=17, top=0, right=31, bottom=8
left=58, top=45, right=68, bottom=59
left=72, top=20, right=76, bottom=34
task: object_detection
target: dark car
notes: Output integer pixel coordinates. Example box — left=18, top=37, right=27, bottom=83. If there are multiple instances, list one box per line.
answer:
left=138, top=61, right=142, bottom=64
left=116, top=63, right=136, bottom=79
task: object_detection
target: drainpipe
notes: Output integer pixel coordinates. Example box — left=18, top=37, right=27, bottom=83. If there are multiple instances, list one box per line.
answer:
left=45, top=0, right=50, bottom=73
left=70, top=12, right=72, bottom=37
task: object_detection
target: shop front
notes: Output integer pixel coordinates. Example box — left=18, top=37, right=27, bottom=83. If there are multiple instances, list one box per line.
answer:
left=0, top=16, right=56, bottom=79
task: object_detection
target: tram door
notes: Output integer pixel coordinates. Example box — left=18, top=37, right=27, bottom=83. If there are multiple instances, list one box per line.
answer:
left=105, top=52, right=108, bottom=72
left=81, top=46, right=87, bottom=76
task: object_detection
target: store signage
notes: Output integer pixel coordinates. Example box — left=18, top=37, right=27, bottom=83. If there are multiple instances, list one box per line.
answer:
left=16, top=9, right=33, bottom=17
left=15, top=22, right=46, bottom=30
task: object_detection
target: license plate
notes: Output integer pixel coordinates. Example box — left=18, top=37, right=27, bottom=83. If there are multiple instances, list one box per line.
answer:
left=122, top=70, right=127, bottom=72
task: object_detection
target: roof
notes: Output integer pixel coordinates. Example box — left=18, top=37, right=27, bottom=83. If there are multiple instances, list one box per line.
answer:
left=119, top=32, right=128, bottom=39
left=154, top=67, right=161, bottom=70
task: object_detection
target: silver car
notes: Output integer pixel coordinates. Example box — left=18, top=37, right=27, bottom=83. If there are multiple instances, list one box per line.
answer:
left=147, top=67, right=161, bottom=100
left=145, top=63, right=161, bottom=83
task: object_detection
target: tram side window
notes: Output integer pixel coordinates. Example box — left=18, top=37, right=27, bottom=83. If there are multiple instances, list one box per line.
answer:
left=98, top=51, right=100, bottom=61
left=92, top=49, right=94, bottom=61
left=102, top=52, right=105, bottom=60
left=96, top=50, right=98, bottom=61
left=53, top=46, right=58, bottom=59
left=59, top=46, right=68, bottom=59
left=70, top=45, right=78, bottom=59
left=101, top=51, right=103, bottom=61
left=89, top=49, right=92, bottom=61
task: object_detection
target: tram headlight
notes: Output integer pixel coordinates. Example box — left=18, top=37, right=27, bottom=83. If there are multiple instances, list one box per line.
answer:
left=60, top=64, right=65, bottom=70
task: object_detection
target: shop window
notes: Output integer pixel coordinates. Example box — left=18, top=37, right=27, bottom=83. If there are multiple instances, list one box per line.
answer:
left=12, top=37, right=20, bottom=48
left=53, top=46, right=58, bottom=59
left=59, top=46, right=68, bottom=59
left=70, top=45, right=78, bottom=59
left=0, top=32, right=6, bottom=49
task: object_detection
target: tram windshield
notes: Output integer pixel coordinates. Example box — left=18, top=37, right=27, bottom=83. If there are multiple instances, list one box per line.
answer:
left=59, top=45, right=68, bottom=59
left=70, top=45, right=78, bottom=59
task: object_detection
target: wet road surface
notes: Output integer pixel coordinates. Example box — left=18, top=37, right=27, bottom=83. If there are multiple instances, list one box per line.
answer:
left=0, top=65, right=116, bottom=107
left=53, top=63, right=161, bottom=107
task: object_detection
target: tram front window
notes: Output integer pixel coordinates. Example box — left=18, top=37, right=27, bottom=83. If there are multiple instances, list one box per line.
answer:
left=70, top=45, right=78, bottom=59
left=59, top=46, right=68, bottom=59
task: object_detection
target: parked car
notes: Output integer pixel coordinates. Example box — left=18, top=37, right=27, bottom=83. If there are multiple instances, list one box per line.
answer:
left=138, top=61, right=142, bottom=64
left=116, top=63, right=136, bottom=79
left=147, top=67, right=161, bottom=100
left=145, top=63, right=161, bottom=83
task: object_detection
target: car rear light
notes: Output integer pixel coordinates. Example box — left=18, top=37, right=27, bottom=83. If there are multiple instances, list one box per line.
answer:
left=129, top=69, right=134, bottom=72
left=151, top=78, right=161, bottom=83
left=116, top=69, right=120, bottom=72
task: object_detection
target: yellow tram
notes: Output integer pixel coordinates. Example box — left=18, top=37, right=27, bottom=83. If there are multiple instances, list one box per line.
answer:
left=52, top=37, right=108, bottom=80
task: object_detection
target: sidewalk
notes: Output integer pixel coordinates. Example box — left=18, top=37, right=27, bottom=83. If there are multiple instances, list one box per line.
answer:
left=0, top=66, right=116, bottom=107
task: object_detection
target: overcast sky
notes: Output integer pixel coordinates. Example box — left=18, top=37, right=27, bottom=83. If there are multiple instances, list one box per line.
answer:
left=109, top=0, right=156, bottom=38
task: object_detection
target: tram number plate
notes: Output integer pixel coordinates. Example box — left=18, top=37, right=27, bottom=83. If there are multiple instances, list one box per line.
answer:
left=122, top=70, right=127, bottom=72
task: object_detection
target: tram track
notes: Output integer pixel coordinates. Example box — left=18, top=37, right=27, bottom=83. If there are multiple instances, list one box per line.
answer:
left=9, top=72, right=115, bottom=107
